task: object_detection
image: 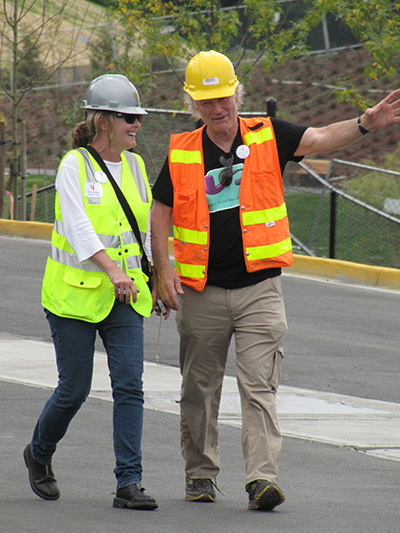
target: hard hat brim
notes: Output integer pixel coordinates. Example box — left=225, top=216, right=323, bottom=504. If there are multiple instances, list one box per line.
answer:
left=82, top=104, right=148, bottom=115
left=81, top=74, right=147, bottom=114
left=183, top=79, right=239, bottom=101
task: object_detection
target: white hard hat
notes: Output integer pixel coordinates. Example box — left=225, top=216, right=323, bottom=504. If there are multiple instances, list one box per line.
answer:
left=82, top=74, right=147, bottom=115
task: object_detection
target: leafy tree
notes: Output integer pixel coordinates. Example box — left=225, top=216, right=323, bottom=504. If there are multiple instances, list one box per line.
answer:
left=108, top=0, right=400, bottom=106
left=0, top=0, right=97, bottom=219
left=89, top=24, right=119, bottom=79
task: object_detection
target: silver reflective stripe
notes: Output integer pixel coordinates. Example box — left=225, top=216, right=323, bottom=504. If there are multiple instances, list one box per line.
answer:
left=121, top=230, right=135, bottom=245
left=76, top=148, right=97, bottom=182
left=54, top=220, right=117, bottom=249
left=124, top=151, right=149, bottom=203
left=54, top=219, right=64, bottom=236
left=76, top=148, right=100, bottom=205
left=126, top=255, right=142, bottom=270
left=98, top=234, right=120, bottom=248
left=120, top=229, right=146, bottom=246
left=51, top=246, right=122, bottom=271
left=51, top=247, right=100, bottom=271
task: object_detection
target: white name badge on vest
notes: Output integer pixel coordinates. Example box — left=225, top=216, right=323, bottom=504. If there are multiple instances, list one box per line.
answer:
left=85, top=182, right=103, bottom=198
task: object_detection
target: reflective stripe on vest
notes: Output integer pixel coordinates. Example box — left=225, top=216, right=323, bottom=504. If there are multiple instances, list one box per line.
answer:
left=174, top=225, right=208, bottom=245
left=243, top=126, right=273, bottom=146
left=169, top=117, right=292, bottom=291
left=51, top=154, right=146, bottom=279
left=246, top=237, right=292, bottom=261
left=175, top=258, right=206, bottom=279
left=170, top=149, right=202, bottom=164
left=242, top=203, right=287, bottom=226
left=242, top=203, right=291, bottom=264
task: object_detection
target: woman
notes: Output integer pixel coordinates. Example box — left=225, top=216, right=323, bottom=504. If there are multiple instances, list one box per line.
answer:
left=23, top=74, right=158, bottom=510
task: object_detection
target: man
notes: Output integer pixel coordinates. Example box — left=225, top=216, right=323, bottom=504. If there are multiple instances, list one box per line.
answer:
left=151, top=50, right=400, bottom=511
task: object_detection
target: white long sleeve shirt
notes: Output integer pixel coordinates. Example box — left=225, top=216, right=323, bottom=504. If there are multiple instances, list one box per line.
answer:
left=56, top=153, right=152, bottom=264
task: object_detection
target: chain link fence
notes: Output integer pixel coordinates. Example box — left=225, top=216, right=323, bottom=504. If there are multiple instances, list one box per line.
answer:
left=283, top=159, right=400, bottom=269
left=16, top=110, right=400, bottom=270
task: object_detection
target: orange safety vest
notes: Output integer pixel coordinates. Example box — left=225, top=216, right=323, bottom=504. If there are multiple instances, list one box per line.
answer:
left=169, top=116, right=293, bottom=291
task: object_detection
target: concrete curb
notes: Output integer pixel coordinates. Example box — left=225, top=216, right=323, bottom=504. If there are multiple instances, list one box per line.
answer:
left=288, top=255, right=400, bottom=291
left=0, top=219, right=53, bottom=240
left=2, top=218, right=400, bottom=291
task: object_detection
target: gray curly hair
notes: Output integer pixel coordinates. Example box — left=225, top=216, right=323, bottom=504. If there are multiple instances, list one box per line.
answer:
left=184, top=84, right=245, bottom=120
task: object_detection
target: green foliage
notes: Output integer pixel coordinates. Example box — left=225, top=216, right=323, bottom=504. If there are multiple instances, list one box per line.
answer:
left=16, top=34, right=48, bottom=89
left=108, top=0, right=315, bottom=88
left=0, top=31, right=48, bottom=92
left=88, top=24, right=120, bottom=78
left=105, top=0, right=400, bottom=103
left=308, top=0, right=400, bottom=81
left=89, top=0, right=117, bottom=6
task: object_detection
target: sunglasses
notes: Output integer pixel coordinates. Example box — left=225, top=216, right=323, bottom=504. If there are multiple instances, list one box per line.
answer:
left=218, top=153, right=240, bottom=187
left=114, top=112, right=142, bottom=124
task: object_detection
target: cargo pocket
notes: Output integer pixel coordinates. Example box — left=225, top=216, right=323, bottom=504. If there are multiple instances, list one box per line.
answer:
left=175, top=187, right=198, bottom=227
left=60, top=269, right=104, bottom=320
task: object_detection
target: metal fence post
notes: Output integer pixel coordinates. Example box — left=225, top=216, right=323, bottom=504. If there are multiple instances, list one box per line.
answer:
left=0, top=122, right=5, bottom=218
left=21, top=121, right=27, bottom=221
left=329, top=190, right=337, bottom=259
left=266, top=97, right=277, bottom=117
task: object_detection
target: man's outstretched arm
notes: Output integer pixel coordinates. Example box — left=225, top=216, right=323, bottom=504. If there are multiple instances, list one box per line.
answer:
left=295, top=88, right=400, bottom=157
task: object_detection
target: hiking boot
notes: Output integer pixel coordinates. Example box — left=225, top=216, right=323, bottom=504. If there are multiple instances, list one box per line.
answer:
left=23, top=444, right=60, bottom=501
left=185, top=477, right=216, bottom=502
left=246, top=479, right=285, bottom=511
left=113, top=483, right=158, bottom=510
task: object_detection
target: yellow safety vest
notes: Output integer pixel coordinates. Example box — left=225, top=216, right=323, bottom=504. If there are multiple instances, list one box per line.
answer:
left=42, top=148, right=152, bottom=321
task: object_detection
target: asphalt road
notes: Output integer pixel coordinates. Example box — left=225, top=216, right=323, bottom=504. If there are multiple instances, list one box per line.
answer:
left=1, top=235, right=400, bottom=533
left=1, top=235, right=399, bottom=403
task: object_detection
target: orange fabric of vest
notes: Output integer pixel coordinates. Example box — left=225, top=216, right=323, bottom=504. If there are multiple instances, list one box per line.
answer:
left=238, top=117, right=293, bottom=272
left=169, top=117, right=292, bottom=292
left=169, top=126, right=210, bottom=291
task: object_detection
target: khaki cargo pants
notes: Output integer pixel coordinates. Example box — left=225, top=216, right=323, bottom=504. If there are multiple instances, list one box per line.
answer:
left=176, top=276, right=287, bottom=485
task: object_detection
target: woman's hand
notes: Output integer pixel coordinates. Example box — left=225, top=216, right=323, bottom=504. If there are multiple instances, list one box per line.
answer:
left=90, top=249, right=138, bottom=304
left=108, top=268, right=139, bottom=304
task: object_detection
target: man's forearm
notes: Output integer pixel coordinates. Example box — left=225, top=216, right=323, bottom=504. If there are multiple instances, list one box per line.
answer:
left=150, top=201, right=173, bottom=273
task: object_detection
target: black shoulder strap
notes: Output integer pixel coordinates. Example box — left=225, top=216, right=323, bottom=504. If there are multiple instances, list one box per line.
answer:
left=84, top=145, right=149, bottom=264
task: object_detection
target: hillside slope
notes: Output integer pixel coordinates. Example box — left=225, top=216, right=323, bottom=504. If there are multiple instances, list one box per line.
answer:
left=2, top=46, right=400, bottom=174
left=1, top=0, right=106, bottom=67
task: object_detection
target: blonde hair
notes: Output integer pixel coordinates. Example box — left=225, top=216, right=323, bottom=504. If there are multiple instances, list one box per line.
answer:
left=184, top=84, right=245, bottom=120
left=71, top=111, right=115, bottom=149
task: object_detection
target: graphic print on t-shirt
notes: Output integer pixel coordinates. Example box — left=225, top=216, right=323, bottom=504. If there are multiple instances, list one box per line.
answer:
left=205, top=162, right=243, bottom=213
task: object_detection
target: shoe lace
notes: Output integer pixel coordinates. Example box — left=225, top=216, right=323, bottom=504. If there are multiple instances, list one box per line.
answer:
left=36, top=464, right=56, bottom=484
left=193, top=478, right=224, bottom=496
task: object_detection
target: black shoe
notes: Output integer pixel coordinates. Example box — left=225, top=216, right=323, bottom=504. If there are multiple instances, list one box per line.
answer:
left=246, top=479, right=285, bottom=511
left=113, top=483, right=158, bottom=510
left=23, top=444, right=60, bottom=501
left=185, top=477, right=216, bottom=502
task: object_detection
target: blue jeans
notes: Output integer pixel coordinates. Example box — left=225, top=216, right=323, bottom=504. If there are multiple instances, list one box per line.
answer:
left=31, top=300, right=144, bottom=489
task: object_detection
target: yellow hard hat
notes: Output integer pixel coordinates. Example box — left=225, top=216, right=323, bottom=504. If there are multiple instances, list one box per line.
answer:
left=183, top=50, right=239, bottom=101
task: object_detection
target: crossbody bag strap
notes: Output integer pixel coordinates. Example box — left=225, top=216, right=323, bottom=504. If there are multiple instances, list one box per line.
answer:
left=84, top=145, right=149, bottom=265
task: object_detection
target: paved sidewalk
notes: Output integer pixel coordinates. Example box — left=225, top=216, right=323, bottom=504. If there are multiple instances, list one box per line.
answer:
left=2, top=334, right=399, bottom=463
left=2, top=333, right=400, bottom=533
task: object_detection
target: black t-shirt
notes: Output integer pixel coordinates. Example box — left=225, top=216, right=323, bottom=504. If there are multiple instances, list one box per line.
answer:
left=152, top=117, right=308, bottom=289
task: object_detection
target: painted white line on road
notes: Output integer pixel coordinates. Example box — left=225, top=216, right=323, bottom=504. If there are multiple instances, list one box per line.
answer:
left=1, top=335, right=400, bottom=462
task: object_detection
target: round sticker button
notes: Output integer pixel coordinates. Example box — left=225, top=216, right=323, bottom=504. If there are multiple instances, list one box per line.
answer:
left=94, top=171, right=108, bottom=184
left=236, top=144, right=250, bottom=159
